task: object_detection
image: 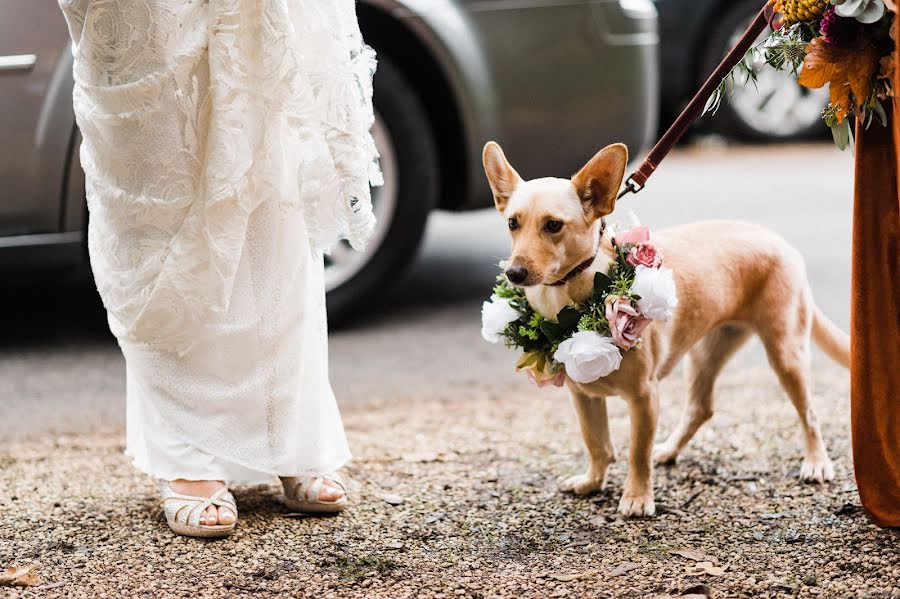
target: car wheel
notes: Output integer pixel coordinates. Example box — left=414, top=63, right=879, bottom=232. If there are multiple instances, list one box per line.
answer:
left=325, top=57, right=438, bottom=324
left=701, top=1, right=828, bottom=141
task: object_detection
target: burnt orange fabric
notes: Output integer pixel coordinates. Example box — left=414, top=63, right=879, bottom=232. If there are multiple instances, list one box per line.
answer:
left=850, top=54, right=900, bottom=526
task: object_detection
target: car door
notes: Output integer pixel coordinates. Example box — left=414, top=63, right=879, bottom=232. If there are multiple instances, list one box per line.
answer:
left=0, top=1, right=73, bottom=236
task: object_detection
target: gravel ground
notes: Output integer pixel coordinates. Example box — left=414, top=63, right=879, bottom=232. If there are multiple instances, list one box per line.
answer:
left=1, top=363, right=898, bottom=598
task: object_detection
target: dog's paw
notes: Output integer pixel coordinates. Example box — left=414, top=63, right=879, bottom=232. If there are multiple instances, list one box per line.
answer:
left=800, top=455, right=835, bottom=484
left=617, top=493, right=656, bottom=518
left=652, top=442, right=680, bottom=465
left=559, top=473, right=605, bottom=496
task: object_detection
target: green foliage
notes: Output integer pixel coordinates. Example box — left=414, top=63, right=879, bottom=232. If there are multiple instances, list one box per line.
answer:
left=705, top=19, right=891, bottom=149
left=705, top=46, right=762, bottom=117
left=823, top=103, right=853, bottom=150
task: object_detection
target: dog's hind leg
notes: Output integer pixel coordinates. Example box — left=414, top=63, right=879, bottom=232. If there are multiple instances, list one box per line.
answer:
left=759, top=321, right=835, bottom=483
left=560, top=385, right=615, bottom=496
left=653, top=325, right=751, bottom=465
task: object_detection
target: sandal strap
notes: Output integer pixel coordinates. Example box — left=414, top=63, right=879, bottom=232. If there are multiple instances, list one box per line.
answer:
left=282, top=473, right=346, bottom=504
left=160, top=481, right=237, bottom=527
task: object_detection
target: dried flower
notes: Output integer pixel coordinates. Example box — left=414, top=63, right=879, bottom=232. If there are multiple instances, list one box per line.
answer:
left=821, top=6, right=863, bottom=46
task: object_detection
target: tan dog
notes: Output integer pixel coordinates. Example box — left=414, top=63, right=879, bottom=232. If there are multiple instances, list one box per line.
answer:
left=483, top=141, right=850, bottom=517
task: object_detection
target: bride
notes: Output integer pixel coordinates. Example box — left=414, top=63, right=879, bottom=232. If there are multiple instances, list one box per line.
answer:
left=57, top=0, right=381, bottom=537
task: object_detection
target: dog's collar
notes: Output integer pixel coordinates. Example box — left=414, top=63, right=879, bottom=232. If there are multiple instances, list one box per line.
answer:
left=546, top=218, right=606, bottom=287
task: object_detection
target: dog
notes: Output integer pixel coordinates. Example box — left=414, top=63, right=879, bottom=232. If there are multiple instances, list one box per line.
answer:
left=482, top=141, right=850, bottom=517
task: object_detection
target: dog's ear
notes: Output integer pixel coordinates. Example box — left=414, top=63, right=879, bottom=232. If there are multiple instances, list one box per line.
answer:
left=482, top=142, right=522, bottom=212
left=572, top=143, right=628, bottom=220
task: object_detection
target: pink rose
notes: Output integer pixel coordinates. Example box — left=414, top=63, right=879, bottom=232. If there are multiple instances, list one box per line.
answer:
left=527, top=368, right=566, bottom=388
left=605, top=295, right=652, bottom=349
left=627, top=242, right=662, bottom=268
left=615, top=225, right=650, bottom=245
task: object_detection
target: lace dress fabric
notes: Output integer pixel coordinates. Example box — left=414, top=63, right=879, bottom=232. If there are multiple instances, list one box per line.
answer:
left=59, top=0, right=380, bottom=483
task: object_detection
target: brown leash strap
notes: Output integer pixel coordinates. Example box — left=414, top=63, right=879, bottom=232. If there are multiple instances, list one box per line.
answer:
left=618, top=2, right=777, bottom=200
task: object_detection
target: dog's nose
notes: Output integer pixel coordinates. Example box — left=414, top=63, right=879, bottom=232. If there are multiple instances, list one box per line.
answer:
left=505, top=266, right=528, bottom=285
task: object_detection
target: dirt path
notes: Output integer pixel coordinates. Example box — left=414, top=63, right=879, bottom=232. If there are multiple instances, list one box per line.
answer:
left=1, top=364, right=897, bottom=598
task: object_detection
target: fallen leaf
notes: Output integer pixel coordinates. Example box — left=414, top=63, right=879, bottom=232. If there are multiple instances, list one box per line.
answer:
left=0, top=564, right=41, bottom=587
left=670, top=548, right=717, bottom=564
left=611, top=562, right=640, bottom=576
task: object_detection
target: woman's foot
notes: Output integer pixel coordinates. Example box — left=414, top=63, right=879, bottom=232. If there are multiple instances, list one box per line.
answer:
left=281, top=475, right=348, bottom=513
left=169, top=479, right=235, bottom=526
left=315, top=479, right=345, bottom=502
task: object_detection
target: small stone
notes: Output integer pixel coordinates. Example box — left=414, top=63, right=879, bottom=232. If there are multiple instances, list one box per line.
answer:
left=381, top=493, right=405, bottom=506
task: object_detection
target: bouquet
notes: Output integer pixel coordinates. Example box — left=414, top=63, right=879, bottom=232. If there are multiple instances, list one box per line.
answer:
left=481, top=223, right=678, bottom=386
left=709, top=0, right=896, bottom=149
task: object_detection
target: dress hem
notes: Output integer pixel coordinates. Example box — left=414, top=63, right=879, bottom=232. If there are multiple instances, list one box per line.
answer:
left=125, top=448, right=353, bottom=486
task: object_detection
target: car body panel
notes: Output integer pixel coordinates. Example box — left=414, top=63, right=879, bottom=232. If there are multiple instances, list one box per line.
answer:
left=377, top=0, right=658, bottom=206
left=1, top=0, right=658, bottom=267
left=0, top=1, right=76, bottom=238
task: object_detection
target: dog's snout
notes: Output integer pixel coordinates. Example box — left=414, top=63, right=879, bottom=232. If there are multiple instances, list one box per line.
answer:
left=505, top=266, right=528, bottom=285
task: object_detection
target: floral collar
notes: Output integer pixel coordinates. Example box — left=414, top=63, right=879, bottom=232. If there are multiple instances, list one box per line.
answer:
left=482, top=220, right=679, bottom=387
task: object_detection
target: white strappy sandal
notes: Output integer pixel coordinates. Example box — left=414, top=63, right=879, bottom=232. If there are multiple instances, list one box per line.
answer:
left=280, top=474, right=348, bottom=513
left=159, top=480, right=238, bottom=538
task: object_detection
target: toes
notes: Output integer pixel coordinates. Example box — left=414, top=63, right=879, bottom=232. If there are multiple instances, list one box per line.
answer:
left=800, top=457, right=835, bottom=484
left=559, top=474, right=604, bottom=496
left=318, top=480, right=345, bottom=502
left=205, top=506, right=218, bottom=526
left=559, top=476, right=578, bottom=494
left=218, top=508, right=236, bottom=526
left=617, top=494, right=656, bottom=518
left=652, top=443, right=679, bottom=465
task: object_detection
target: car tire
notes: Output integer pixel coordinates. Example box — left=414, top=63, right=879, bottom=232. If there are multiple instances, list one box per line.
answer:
left=700, top=1, right=827, bottom=141
left=325, top=56, right=439, bottom=325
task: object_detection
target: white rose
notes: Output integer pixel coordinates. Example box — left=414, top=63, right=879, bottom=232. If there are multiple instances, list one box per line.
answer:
left=553, top=331, right=623, bottom=383
left=481, top=295, right=520, bottom=343
left=632, top=265, right=679, bottom=322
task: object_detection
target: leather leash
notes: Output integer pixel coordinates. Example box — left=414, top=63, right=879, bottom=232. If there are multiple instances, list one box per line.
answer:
left=618, top=2, right=778, bottom=200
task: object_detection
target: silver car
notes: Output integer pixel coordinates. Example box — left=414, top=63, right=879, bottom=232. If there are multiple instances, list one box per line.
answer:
left=0, top=0, right=658, bottom=321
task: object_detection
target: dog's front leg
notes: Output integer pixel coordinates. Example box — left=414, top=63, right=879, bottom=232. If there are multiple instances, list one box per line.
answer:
left=559, top=383, right=615, bottom=496
left=619, top=383, right=659, bottom=517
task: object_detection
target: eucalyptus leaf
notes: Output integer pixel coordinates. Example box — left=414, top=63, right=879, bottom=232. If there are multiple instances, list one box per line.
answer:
left=873, top=100, right=888, bottom=128
left=831, top=119, right=851, bottom=151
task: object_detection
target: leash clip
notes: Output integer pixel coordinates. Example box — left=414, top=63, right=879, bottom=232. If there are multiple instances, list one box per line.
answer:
left=617, top=176, right=644, bottom=200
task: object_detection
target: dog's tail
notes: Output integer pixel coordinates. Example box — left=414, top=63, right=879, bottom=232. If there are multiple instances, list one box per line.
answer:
left=812, top=306, right=850, bottom=369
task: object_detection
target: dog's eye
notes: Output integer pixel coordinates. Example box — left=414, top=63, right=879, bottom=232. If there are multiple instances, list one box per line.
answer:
left=508, top=217, right=519, bottom=230
left=544, top=219, right=564, bottom=233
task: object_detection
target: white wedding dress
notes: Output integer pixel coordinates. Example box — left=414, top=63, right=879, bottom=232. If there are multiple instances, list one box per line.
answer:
left=59, top=0, right=381, bottom=483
